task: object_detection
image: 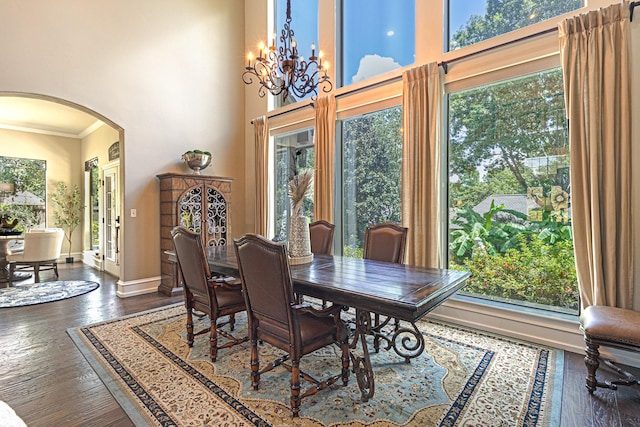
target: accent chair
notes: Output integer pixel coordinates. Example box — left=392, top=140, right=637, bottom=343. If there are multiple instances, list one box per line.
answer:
left=7, top=228, right=64, bottom=284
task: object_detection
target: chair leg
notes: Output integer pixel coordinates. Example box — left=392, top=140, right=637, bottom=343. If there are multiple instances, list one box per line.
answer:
left=341, top=338, right=350, bottom=386
left=250, top=336, right=260, bottom=390
left=53, top=262, right=59, bottom=278
left=34, top=263, right=40, bottom=283
left=210, top=317, right=218, bottom=362
left=8, top=263, right=14, bottom=285
left=290, top=358, right=301, bottom=418
left=229, top=313, right=236, bottom=331
left=186, top=308, right=195, bottom=347
left=584, top=337, right=600, bottom=394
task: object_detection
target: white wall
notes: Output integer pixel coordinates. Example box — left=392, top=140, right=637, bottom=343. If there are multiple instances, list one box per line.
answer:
left=0, top=1, right=247, bottom=292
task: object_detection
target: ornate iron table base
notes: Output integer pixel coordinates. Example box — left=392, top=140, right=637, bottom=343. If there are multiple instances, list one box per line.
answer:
left=348, top=309, right=427, bottom=401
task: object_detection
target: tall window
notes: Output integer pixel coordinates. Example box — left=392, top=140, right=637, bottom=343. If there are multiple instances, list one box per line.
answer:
left=341, top=107, right=402, bottom=257
left=448, top=69, right=578, bottom=314
left=448, top=0, right=582, bottom=51
left=341, top=0, right=415, bottom=86
left=273, top=128, right=315, bottom=241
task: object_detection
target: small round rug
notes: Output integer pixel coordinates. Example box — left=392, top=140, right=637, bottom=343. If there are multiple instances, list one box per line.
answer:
left=0, top=281, right=100, bottom=308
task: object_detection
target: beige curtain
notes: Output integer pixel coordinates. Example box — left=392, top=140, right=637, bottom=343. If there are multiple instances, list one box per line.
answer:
left=401, top=62, right=442, bottom=268
left=313, top=94, right=336, bottom=223
left=559, top=3, right=633, bottom=309
left=253, top=116, right=269, bottom=237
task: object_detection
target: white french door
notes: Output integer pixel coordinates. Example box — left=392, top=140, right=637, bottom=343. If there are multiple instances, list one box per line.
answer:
left=102, top=161, right=120, bottom=277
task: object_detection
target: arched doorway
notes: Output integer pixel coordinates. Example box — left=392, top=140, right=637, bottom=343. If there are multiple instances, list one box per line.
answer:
left=0, top=92, right=124, bottom=279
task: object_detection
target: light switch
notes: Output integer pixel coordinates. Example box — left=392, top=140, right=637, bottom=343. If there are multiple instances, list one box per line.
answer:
left=131, top=209, right=137, bottom=218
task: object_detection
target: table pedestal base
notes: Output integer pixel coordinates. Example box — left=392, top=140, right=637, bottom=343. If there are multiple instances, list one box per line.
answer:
left=348, top=310, right=427, bottom=401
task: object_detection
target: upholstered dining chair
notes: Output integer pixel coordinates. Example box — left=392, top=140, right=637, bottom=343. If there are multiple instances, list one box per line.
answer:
left=363, top=222, right=408, bottom=352
left=363, top=222, right=408, bottom=264
left=234, top=233, right=350, bottom=418
left=309, top=220, right=335, bottom=307
left=171, top=226, right=247, bottom=362
left=309, top=220, right=335, bottom=255
left=7, top=228, right=64, bottom=284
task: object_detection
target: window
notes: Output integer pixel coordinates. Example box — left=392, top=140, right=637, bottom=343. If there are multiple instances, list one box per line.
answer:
left=448, top=0, right=583, bottom=51
left=0, top=156, right=46, bottom=231
left=341, top=0, right=415, bottom=86
left=341, top=107, right=402, bottom=257
left=273, top=128, right=315, bottom=241
left=447, top=68, right=578, bottom=314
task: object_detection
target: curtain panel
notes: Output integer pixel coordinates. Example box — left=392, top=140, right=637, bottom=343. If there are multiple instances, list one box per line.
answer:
left=253, top=116, right=270, bottom=237
left=559, top=2, right=633, bottom=308
left=401, top=62, right=442, bottom=268
left=314, top=95, right=336, bottom=223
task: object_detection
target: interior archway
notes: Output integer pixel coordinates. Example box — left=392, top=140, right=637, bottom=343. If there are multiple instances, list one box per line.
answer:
left=0, top=92, right=124, bottom=279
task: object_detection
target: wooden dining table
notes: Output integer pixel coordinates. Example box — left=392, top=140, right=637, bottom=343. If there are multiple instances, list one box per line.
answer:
left=200, top=244, right=471, bottom=401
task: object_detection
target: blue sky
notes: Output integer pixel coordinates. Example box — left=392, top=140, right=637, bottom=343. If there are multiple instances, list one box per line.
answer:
left=276, top=1, right=488, bottom=88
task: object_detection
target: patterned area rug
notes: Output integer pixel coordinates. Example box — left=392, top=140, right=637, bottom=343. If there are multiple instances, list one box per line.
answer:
left=0, top=280, right=100, bottom=308
left=68, top=304, right=563, bottom=427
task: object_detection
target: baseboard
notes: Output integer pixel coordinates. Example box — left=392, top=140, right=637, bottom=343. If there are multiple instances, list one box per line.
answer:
left=430, top=297, right=640, bottom=369
left=116, top=276, right=161, bottom=298
left=55, top=251, right=82, bottom=263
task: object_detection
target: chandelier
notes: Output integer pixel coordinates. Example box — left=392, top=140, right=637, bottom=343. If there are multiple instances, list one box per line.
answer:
left=243, top=0, right=332, bottom=100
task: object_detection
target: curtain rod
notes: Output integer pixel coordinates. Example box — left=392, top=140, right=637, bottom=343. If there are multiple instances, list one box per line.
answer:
left=251, top=101, right=314, bottom=124
left=440, top=26, right=558, bottom=73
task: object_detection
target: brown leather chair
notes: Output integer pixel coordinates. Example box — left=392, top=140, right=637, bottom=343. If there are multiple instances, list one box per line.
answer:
left=309, top=220, right=335, bottom=307
left=363, top=222, right=408, bottom=264
left=363, top=222, right=408, bottom=352
left=234, top=233, right=350, bottom=418
left=171, top=226, right=247, bottom=362
left=309, top=220, right=335, bottom=255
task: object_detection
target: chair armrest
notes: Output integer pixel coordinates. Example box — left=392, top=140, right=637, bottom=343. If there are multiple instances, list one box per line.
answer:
left=208, top=276, right=242, bottom=290
left=291, top=302, right=345, bottom=318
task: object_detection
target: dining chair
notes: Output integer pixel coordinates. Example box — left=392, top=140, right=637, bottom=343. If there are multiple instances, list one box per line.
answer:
left=234, top=233, right=350, bottom=418
left=363, top=222, right=408, bottom=352
left=309, top=220, right=335, bottom=255
left=7, top=228, right=64, bottom=284
left=309, top=220, right=335, bottom=307
left=171, top=226, right=247, bottom=362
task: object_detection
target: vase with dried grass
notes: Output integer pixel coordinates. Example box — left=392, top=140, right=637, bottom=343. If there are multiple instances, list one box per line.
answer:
left=287, top=169, right=314, bottom=264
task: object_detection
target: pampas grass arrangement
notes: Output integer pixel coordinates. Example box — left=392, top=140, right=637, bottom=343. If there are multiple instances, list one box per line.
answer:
left=288, top=169, right=314, bottom=216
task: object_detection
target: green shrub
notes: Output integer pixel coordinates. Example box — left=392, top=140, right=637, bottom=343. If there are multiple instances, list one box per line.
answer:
left=453, top=237, right=578, bottom=311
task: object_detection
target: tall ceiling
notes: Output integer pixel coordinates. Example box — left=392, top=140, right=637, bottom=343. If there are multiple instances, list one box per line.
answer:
left=0, top=97, right=103, bottom=139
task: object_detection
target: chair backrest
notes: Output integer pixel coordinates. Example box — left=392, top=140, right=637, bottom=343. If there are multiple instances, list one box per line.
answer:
left=363, top=222, right=408, bottom=264
left=234, top=234, right=295, bottom=336
left=171, top=226, right=213, bottom=302
left=21, top=229, right=64, bottom=261
left=309, top=220, right=335, bottom=255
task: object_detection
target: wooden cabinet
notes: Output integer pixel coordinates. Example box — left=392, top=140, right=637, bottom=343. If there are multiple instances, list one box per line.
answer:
left=157, top=173, right=232, bottom=295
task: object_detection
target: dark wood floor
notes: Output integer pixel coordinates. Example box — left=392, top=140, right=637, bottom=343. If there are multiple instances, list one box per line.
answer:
left=0, top=263, right=638, bottom=426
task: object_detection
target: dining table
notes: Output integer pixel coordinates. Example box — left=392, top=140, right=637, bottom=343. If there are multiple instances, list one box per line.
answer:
left=199, top=244, right=471, bottom=402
